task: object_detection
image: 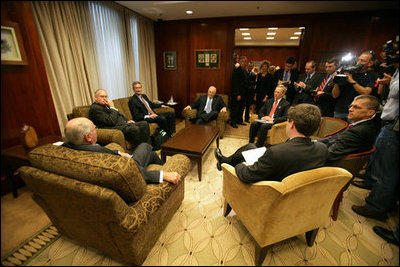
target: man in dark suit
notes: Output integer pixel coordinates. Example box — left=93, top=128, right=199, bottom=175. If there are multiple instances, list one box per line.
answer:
left=214, top=103, right=328, bottom=183
left=230, top=56, right=248, bottom=128
left=88, top=89, right=150, bottom=148
left=128, top=81, right=176, bottom=136
left=63, top=117, right=181, bottom=184
left=249, top=85, right=290, bottom=147
left=293, top=60, right=324, bottom=105
left=273, top=56, right=299, bottom=104
left=313, top=57, right=339, bottom=117
left=183, top=86, right=227, bottom=124
left=317, top=95, right=381, bottom=162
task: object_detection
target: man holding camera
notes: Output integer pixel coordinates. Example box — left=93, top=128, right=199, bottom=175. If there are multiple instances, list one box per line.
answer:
left=332, top=51, right=378, bottom=122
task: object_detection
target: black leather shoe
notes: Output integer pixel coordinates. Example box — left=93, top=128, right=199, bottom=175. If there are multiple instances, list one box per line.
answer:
left=214, top=148, right=224, bottom=171
left=351, top=205, right=388, bottom=221
left=373, top=226, right=399, bottom=246
left=238, top=122, right=246, bottom=126
left=230, top=123, right=238, bottom=128
left=351, top=180, right=373, bottom=190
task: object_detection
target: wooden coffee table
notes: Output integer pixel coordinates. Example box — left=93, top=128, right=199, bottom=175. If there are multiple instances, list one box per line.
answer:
left=161, top=125, right=219, bottom=181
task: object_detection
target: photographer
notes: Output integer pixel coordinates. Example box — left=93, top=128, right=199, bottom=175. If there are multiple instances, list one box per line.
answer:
left=332, top=50, right=378, bottom=122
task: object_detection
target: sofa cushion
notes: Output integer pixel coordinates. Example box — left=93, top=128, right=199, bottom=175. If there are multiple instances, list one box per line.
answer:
left=28, top=144, right=147, bottom=203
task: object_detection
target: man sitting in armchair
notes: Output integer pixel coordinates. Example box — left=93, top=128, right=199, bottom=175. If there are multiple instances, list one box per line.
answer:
left=63, top=117, right=181, bottom=184
left=183, top=86, right=227, bottom=125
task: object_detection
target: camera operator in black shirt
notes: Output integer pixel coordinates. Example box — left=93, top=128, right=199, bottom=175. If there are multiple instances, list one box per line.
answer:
left=332, top=50, right=378, bottom=122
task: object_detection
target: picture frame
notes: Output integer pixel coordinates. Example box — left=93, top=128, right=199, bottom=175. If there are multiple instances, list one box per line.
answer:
left=163, top=51, right=176, bottom=70
left=1, top=21, right=28, bottom=65
left=195, top=49, right=220, bottom=69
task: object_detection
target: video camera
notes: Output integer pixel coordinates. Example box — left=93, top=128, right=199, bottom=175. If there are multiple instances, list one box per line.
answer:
left=375, top=40, right=398, bottom=78
left=333, top=53, right=363, bottom=86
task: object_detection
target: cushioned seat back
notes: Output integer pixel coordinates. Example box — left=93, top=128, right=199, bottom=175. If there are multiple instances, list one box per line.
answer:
left=113, top=96, right=132, bottom=120
left=72, top=105, right=91, bottom=118
left=318, top=117, right=348, bottom=137
left=195, top=93, right=229, bottom=108
left=28, top=144, right=147, bottom=203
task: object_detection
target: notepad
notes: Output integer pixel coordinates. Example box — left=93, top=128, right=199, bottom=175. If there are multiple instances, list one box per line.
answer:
left=241, top=146, right=267, bottom=165
left=255, top=119, right=273, bottom=124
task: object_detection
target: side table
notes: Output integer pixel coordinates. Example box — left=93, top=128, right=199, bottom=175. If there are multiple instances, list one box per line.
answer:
left=1, top=135, right=63, bottom=198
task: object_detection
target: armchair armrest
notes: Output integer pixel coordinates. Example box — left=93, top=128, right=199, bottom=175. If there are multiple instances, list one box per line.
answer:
left=182, top=108, right=198, bottom=119
left=154, top=106, right=174, bottom=114
left=268, top=121, right=288, bottom=145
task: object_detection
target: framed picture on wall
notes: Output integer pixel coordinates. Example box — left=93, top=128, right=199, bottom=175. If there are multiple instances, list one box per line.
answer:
left=195, top=49, right=220, bottom=69
left=1, top=21, right=28, bottom=65
left=163, top=51, right=176, bottom=70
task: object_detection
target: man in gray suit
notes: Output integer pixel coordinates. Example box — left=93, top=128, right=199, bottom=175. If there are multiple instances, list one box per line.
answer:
left=215, top=104, right=328, bottom=183
left=62, top=117, right=181, bottom=184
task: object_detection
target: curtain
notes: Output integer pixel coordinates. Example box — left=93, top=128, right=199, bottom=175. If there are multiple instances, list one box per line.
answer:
left=136, top=15, right=158, bottom=100
left=31, top=1, right=100, bottom=134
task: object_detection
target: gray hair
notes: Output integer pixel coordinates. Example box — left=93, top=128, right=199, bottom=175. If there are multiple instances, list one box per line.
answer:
left=276, top=84, right=287, bottom=94
left=64, top=117, right=93, bottom=145
left=94, top=89, right=106, bottom=97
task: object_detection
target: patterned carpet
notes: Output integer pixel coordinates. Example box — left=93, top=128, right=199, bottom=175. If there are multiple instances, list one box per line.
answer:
left=1, top=134, right=398, bottom=266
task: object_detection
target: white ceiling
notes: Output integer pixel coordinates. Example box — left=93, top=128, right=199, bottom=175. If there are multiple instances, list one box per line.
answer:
left=116, top=1, right=398, bottom=46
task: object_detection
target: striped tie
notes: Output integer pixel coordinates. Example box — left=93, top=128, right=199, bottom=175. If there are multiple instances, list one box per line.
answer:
left=138, top=95, right=154, bottom=115
left=314, top=75, right=329, bottom=102
left=268, top=100, right=278, bottom=117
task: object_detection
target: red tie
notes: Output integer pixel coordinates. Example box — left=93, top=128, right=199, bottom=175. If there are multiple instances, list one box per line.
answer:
left=268, top=100, right=278, bottom=117
left=346, top=123, right=353, bottom=129
left=138, top=95, right=154, bottom=114
left=314, top=75, right=329, bottom=102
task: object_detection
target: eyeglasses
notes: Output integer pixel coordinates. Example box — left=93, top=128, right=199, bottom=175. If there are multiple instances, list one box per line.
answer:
left=348, top=104, right=375, bottom=110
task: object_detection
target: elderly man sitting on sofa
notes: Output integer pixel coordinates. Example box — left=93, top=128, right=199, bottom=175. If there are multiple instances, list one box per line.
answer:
left=63, top=117, right=181, bottom=184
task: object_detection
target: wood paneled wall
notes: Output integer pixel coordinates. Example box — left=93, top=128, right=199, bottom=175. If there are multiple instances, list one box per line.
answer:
left=155, top=10, right=398, bottom=108
left=1, top=1, right=60, bottom=149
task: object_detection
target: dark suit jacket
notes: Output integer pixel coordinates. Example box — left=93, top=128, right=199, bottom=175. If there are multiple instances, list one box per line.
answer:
left=258, top=98, right=290, bottom=124
left=317, top=118, right=380, bottom=162
left=315, top=73, right=337, bottom=117
left=128, top=94, right=162, bottom=121
left=62, top=142, right=162, bottom=183
left=235, top=137, right=328, bottom=183
left=89, top=102, right=128, bottom=130
left=191, top=95, right=226, bottom=114
left=231, top=66, right=247, bottom=97
left=273, top=68, right=299, bottom=103
left=293, top=72, right=324, bottom=104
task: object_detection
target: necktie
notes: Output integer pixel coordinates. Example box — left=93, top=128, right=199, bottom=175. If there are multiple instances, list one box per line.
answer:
left=268, top=100, right=278, bottom=117
left=205, top=98, right=212, bottom=114
left=138, top=95, right=154, bottom=115
left=314, top=75, right=329, bottom=102
left=305, top=75, right=310, bottom=83
left=283, top=71, right=288, bottom=81
left=346, top=123, right=353, bottom=129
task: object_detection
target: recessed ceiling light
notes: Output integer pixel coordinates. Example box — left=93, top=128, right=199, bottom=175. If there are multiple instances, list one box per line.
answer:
left=186, top=10, right=193, bottom=14
left=241, top=32, right=250, bottom=36
left=294, top=32, right=302, bottom=35
left=267, top=32, right=276, bottom=36
left=239, top=28, right=249, bottom=31
left=268, top=27, right=278, bottom=30
left=243, top=37, right=252, bottom=40
left=266, top=37, right=275, bottom=40
left=290, top=36, right=299, bottom=39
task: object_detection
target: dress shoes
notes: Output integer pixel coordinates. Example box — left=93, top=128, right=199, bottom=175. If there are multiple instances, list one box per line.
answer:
left=351, top=205, right=388, bottom=221
left=351, top=179, right=373, bottom=190
left=230, top=123, right=238, bottom=128
left=214, top=148, right=224, bottom=171
left=238, top=122, right=247, bottom=126
left=373, top=226, right=399, bottom=246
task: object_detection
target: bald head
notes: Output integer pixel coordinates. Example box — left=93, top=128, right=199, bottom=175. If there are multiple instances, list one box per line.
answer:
left=208, top=86, right=217, bottom=99
left=65, top=117, right=97, bottom=145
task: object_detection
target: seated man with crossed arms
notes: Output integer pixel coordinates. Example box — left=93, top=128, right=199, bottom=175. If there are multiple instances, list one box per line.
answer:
left=63, top=117, right=181, bottom=184
left=183, top=85, right=227, bottom=125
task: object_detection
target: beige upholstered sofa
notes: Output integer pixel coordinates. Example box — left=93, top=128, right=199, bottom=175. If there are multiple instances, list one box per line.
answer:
left=181, top=93, right=230, bottom=138
left=68, top=96, right=175, bottom=153
left=222, top=164, right=352, bottom=265
left=18, top=142, right=191, bottom=265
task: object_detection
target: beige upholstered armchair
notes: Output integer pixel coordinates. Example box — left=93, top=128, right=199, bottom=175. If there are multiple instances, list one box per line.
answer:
left=18, top=142, right=191, bottom=265
left=67, top=96, right=175, bottom=153
left=182, top=93, right=230, bottom=138
left=221, top=164, right=352, bottom=265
